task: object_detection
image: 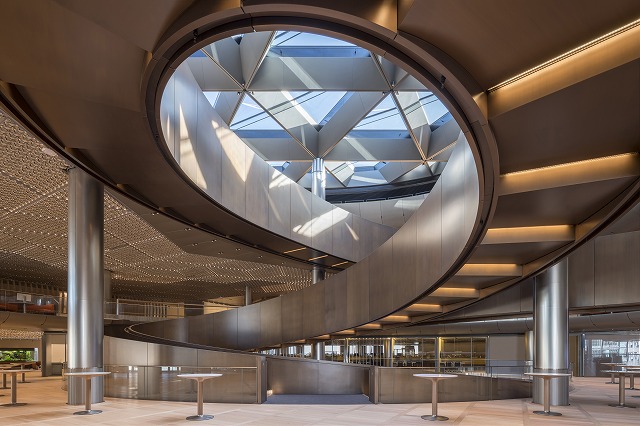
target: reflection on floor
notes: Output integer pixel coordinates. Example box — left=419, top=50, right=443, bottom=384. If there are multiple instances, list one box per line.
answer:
left=1, top=376, right=639, bottom=424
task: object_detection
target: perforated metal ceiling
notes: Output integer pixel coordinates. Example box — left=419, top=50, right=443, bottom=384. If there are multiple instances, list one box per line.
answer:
left=0, top=111, right=311, bottom=302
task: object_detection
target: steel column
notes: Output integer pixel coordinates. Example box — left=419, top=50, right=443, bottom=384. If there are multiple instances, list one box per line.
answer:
left=533, top=258, right=569, bottom=406
left=67, top=168, right=105, bottom=405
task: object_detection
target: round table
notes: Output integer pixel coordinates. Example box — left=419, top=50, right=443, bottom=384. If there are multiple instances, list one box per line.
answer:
left=0, top=369, right=32, bottom=407
left=177, top=373, right=222, bottom=421
left=524, top=372, right=572, bottom=416
left=602, top=370, right=640, bottom=408
left=413, top=373, right=457, bottom=421
left=63, top=371, right=112, bottom=415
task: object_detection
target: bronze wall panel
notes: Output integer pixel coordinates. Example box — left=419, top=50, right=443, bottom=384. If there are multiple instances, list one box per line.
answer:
left=332, top=209, right=354, bottom=261
left=324, top=273, right=347, bottom=333
left=147, top=342, right=197, bottom=366
left=104, top=337, right=148, bottom=367
left=594, top=231, right=640, bottom=305
left=368, top=238, right=394, bottom=319
left=417, top=180, right=443, bottom=292
left=568, top=238, right=595, bottom=307
left=392, top=213, right=418, bottom=308
left=174, top=64, right=199, bottom=178
left=212, top=308, right=238, bottom=349
left=160, top=74, right=176, bottom=156
left=220, top=130, right=247, bottom=217
left=311, top=194, right=334, bottom=254
left=237, top=302, right=261, bottom=350
left=187, top=313, right=213, bottom=346
left=267, top=169, right=292, bottom=238
left=196, top=349, right=256, bottom=368
left=290, top=183, right=313, bottom=247
left=347, top=258, right=370, bottom=326
left=303, top=282, right=326, bottom=338
left=464, top=133, right=480, bottom=239
left=440, top=141, right=468, bottom=272
left=259, top=296, right=282, bottom=348
left=245, top=150, right=269, bottom=229
left=317, top=362, right=368, bottom=394
left=196, top=90, right=223, bottom=202
left=281, top=289, right=303, bottom=343
left=519, top=278, right=534, bottom=312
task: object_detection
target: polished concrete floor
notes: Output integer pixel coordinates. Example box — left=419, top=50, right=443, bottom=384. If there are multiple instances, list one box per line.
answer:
left=1, top=375, right=639, bottom=424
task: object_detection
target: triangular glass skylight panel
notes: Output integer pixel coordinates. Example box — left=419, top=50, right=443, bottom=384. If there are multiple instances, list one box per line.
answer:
left=230, top=93, right=283, bottom=131
left=208, top=91, right=242, bottom=125
left=285, top=91, right=347, bottom=126
left=326, top=161, right=355, bottom=186
left=351, top=94, right=408, bottom=131
left=201, top=37, right=243, bottom=85
left=186, top=52, right=242, bottom=91
left=230, top=94, right=311, bottom=162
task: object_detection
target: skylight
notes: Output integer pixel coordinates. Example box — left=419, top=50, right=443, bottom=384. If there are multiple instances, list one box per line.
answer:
left=186, top=30, right=454, bottom=192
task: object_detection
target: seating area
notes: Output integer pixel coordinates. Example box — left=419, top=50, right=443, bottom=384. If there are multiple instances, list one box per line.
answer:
left=1, top=376, right=638, bottom=424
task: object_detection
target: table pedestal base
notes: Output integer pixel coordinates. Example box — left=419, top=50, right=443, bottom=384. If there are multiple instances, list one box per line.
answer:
left=186, top=414, right=214, bottom=421
left=1, top=402, right=27, bottom=407
left=74, top=409, right=103, bottom=415
left=608, top=403, right=636, bottom=408
left=421, top=414, right=449, bottom=421
left=533, top=410, right=562, bottom=416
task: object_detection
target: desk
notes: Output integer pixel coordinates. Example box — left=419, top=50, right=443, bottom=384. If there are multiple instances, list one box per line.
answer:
left=63, top=371, right=111, bottom=415
left=177, top=373, right=222, bottom=421
left=413, top=373, right=457, bottom=421
left=0, top=369, right=31, bottom=406
left=601, top=363, right=625, bottom=384
left=602, top=370, right=640, bottom=408
left=524, top=372, right=572, bottom=416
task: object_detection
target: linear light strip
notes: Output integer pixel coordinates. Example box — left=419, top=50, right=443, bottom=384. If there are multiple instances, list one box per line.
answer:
left=502, top=152, right=638, bottom=177
left=283, top=247, right=306, bottom=254
left=308, top=254, right=328, bottom=261
left=488, top=19, right=640, bottom=92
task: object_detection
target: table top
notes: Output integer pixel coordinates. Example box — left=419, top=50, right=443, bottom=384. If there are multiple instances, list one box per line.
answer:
left=177, top=373, right=223, bottom=379
left=1, top=369, right=35, bottom=374
left=524, top=372, right=572, bottom=378
left=413, top=373, right=458, bottom=380
left=64, top=371, right=112, bottom=377
left=601, top=363, right=626, bottom=366
left=602, top=370, right=640, bottom=375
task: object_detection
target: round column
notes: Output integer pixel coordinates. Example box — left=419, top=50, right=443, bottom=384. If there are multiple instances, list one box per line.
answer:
left=311, top=158, right=326, bottom=200
left=67, top=168, right=105, bottom=405
left=245, top=285, right=252, bottom=306
left=533, top=258, right=569, bottom=406
left=311, top=158, right=327, bottom=284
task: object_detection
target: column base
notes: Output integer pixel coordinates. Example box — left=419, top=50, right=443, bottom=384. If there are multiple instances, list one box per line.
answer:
left=74, top=409, right=102, bottom=415
left=421, top=415, right=449, bottom=421
left=608, top=403, right=636, bottom=408
left=186, top=414, right=214, bottom=421
left=1, top=402, right=27, bottom=407
left=533, top=410, right=562, bottom=416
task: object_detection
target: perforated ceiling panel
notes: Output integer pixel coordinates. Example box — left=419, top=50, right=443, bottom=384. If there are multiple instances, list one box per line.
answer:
left=0, top=111, right=311, bottom=302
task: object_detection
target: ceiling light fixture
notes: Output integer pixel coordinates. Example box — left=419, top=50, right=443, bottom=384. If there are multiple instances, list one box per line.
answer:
left=488, top=18, right=640, bottom=92
left=308, top=254, right=328, bottom=261
left=283, top=247, right=306, bottom=254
